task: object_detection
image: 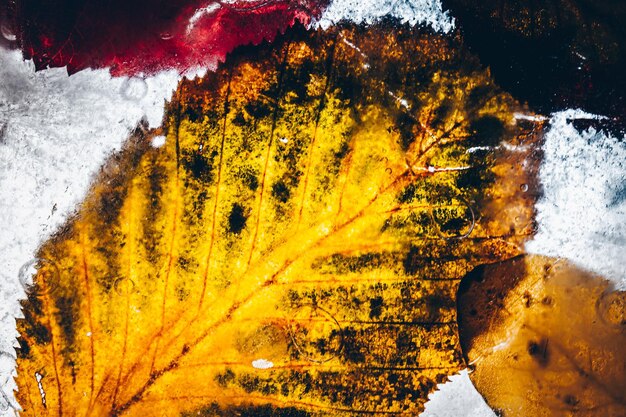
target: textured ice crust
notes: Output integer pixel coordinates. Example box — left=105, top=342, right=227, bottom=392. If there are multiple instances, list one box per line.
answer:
left=314, top=0, right=455, bottom=32
left=421, top=370, right=496, bottom=417
left=0, top=49, right=183, bottom=413
left=527, top=110, right=626, bottom=290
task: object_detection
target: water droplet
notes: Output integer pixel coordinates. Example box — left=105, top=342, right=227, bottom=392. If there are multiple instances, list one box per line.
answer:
left=520, top=183, right=529, bottom=192
left=120, top=76, right=148, bottom=101
left=1, top=24, right=16, bottom=42
left=279, top=137, right=289, bottom=144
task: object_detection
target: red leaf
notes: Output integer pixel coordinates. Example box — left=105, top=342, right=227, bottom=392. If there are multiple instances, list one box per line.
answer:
left=2, top=0, right=328, bottom=75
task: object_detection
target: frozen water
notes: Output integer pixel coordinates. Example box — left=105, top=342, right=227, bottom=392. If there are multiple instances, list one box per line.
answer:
left=314, top=0, right=455, bottom=33
left=421, top=370, right=496, bottom=417
left=0, top=48, right=182, bottom=414
left=527, top=110, right=626, bottom=290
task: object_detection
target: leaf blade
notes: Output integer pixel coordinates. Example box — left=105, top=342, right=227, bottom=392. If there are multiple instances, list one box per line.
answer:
left=16, top=23, right=540, bottom=417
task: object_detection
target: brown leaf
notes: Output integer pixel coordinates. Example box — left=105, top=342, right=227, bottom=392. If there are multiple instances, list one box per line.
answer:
left=458, top=255, right=626, bottom=417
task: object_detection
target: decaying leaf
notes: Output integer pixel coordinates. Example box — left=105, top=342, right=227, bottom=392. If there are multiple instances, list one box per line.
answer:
left=1, top=0, right=329, bottom=74
left=16, top=23, right=540, bottom=416
left=458, top=255, right=626, bottom=417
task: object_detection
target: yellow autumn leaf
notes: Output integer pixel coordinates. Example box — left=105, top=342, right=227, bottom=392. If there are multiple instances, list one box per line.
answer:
left=458, top=255, right=626, bottom=417
left=16, top=24, right=540, bottom=417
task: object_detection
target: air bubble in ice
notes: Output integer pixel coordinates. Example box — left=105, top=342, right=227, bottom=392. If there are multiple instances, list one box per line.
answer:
left=18, top=258, right=61, bottom=294
left=18, top=259, right=38, bottom=289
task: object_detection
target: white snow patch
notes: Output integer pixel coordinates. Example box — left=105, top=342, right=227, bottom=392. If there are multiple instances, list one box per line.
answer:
left=251, top=359, right=274, bottom=369
left=526, top=109, right=626, bottom=290
left=420, top=370, right=496, bottom=417
left=0, top=48, right=183, bottom=414
left=313, top=0, right=455, bottom=33
left=151, top=135, right=167, bottom=148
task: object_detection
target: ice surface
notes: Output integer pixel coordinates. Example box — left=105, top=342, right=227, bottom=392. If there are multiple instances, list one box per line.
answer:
left=314, top=0, right=455, bottom=32
left=527, top=110, right=626, bottom=290
left=421, top=370, right=496, bottom=417
left=0, top=49, right=182, bottom=414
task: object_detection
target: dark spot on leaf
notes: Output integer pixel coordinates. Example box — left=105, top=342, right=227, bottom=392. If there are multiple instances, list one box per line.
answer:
left=183, top=402, right=311, bottom=417
left=333, top=70, right=363, bottom=103
left=563, top=394, right=579, bottom=407
left=369, top=296, right=384, bottom=319
left=245, top=101, right=272, bottom=119
left=232, top=111, right=246, bottom=127
left=271, top=180, right=290, bottom=203
left=333, top=141, right=350, bottom=161
left=215, top=368, right=235, bottom=388
left=16, top=337, right=30, bottom=359
left=341, top=328, right=365, bottom=363
left=522, top=291, right=532, bottom=308
left=55, top=295, right=78, bottom=361
left=22, top=289, right=51, bottom=346
left=432, top=99, right=452, bottom=129
left=228, top=203, right=248, bottom=234
left=527, top=339, right=550, bottom=367
left=182, top=152, right=215, bottom=183
left=395, top=111, right=417, bottom=150
left=467, top=85, right=494, bottom=110
left=25, top=320, right=51, bottom=346
left=98, top=189, right=126, bottom=225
